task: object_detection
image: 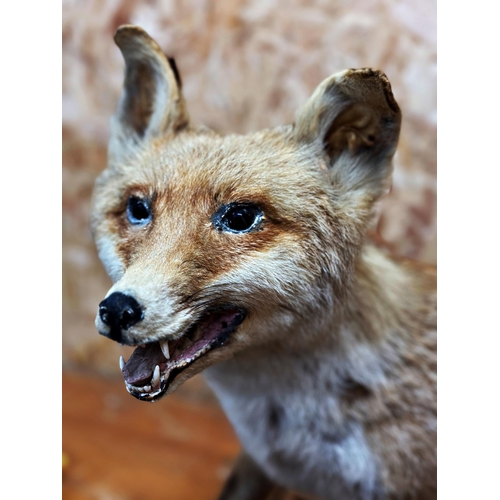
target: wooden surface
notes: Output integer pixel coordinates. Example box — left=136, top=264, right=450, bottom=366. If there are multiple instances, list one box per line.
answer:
left=63, top=370, right=240, bottom=500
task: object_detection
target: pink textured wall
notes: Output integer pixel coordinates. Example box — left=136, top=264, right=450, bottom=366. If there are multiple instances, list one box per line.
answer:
left=62, top=0, right=436, bottom=373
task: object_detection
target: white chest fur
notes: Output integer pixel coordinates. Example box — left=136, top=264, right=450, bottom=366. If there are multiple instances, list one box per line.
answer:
left=205, top=351, right=384, bottom=500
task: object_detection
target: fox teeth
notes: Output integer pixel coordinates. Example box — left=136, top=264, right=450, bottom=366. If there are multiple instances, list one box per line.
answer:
left=119, top=356, right=125, bottom=371
left=152, top=365, right=160, bottom=389
left=160, top=340, right=170, bottom=359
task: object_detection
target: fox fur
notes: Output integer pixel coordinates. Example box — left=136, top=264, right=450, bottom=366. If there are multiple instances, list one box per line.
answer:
left=91, top=25, right=436, bottom=500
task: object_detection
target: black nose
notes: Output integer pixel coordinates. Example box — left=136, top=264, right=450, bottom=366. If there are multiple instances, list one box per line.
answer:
left=98, top=292, right=144, bottom=341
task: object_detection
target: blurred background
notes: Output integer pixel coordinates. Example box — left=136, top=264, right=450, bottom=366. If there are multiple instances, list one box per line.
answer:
left=62, top=0, right=436, bottom=498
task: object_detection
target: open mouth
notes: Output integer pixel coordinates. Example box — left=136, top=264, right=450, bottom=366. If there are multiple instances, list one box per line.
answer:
left=120, top=308, right=246, bottom=401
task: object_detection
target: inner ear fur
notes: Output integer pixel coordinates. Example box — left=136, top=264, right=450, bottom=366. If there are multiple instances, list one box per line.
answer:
left=110, top=25, right=189, bottom=159
left=294, top=69, right=401, bottom=198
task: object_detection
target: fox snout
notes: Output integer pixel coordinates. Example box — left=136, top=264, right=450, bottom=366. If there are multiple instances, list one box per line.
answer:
left=97, top=292, right=144, bottom=343
left=95, top=275, right=249, bottom=401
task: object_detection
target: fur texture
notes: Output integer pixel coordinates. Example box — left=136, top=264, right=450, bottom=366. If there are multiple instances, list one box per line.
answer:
left=91, top=25, right=436, bottom=500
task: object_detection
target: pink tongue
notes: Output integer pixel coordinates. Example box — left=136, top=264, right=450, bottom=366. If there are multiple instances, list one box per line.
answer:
left=122, top=343, right=166, bottom=386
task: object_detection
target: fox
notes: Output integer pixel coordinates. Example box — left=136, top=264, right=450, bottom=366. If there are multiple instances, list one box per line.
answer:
left=91, top=25, right=436, bottom=500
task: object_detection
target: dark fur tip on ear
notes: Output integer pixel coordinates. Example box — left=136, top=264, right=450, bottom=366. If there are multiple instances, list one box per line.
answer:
left=114, top=25, right=143, bottom=49
left=114, top=24, right=153, bottom=48
left=113, top=25, right=168, bottom=64
left=344, top=68, right=400, bottom=115
left=167, top=57, right=182, bottom=89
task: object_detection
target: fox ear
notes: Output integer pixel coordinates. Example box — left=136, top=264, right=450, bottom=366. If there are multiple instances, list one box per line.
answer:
left=294, top=69, right=401, bottom=199
left=109, top=25, right=189, bottom=160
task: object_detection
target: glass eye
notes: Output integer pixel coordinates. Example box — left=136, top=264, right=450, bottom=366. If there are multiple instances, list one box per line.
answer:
left=215, top=203, right=262, bottom=233
left=127, top=196, right=152, bottom=225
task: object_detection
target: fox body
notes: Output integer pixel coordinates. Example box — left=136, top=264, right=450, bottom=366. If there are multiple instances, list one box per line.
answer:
left=91, top=26, right=436, bottom=500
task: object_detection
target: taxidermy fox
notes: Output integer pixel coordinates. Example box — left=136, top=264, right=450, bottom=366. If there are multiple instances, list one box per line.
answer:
left=91, top=25, right=436, bottom=500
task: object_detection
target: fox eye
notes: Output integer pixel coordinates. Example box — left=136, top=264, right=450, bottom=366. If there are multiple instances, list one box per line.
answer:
left=127, top=196, right=152, bottom=225
left=214, top=203, right=263, bottom=233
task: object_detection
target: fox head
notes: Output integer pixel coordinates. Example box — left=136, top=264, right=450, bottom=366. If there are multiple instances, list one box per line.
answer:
left=91, top=25, right=401, bottom=401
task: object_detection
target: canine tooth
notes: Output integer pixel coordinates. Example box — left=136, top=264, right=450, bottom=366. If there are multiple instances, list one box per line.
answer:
left=119, top=356, right=125, bottom=371
left=152, top=365, right=160, bottom=388
left=160, top=340, right=170, bottom=359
